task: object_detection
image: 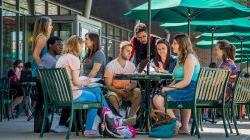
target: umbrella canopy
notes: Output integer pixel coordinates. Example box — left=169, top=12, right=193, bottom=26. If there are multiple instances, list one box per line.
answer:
left=161, top=18, right=250, bottom=33
left=125, top=0, right=250, bottom=35
left=196, top=40, right=250, bottom=48
left=125, top=0, right=250, bottom=22
left=197, top=32, right=250, bottom=42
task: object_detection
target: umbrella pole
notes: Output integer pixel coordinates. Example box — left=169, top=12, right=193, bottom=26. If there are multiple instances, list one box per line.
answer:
left=187, top=8, right=191, bottom=36
left=211, top=31, right=214, bottom=63
left=147, top=0, right=151, bottom=75
left=241, top=40, right=243, bottom=70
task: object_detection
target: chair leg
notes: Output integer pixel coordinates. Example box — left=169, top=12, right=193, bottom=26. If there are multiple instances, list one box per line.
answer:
left=49, top=108, right=55, bottom=129
left=190, top=113, right=195, bottom=136
left=232, top=105, right=240, bottom=135
left=193, top=107, right=201, bottom=139
left=40, top=107, right=49, bottom=138
left=222, top=107, right=229, bottom=137
left=198, top=109, right=203, bottom=131
left=1, top=97, right=3, bottom=122
left=66, top=108, right=74, bottom=140
left=79, top=110, right=84, bottom=134
left=226, top=108, right=233, bottom=134
left=74, top=110, right=79, bottom=136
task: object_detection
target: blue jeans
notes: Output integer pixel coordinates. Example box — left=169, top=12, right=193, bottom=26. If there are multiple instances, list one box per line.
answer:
left=75, top=87, right=108, bottom=130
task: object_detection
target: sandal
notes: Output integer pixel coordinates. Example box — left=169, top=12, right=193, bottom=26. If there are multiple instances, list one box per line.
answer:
left=178, top=128, right=190, bottom=135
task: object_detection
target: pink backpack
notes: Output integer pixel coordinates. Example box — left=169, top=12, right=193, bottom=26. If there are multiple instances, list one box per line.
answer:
left=101, top=107, right=137, bottom=138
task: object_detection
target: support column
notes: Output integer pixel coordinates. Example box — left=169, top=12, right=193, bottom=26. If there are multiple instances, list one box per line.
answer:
left=83, top=0, right=92, bottom=18
left=0, top=0, right=3, bottom=77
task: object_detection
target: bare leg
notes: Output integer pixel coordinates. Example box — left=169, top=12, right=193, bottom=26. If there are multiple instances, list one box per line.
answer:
left=8, top=96, right=24, bottom=116
left=153, top=95, right=175, bottom=118
left=128, top=89, right=141, bottom=117
left=180, top=109, right=191, bottom=132
left=108, top=96, right=120, bottom=115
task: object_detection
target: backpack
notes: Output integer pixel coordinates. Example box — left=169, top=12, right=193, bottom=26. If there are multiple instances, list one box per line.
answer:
left=101, top=107, right=136, bottom=138
left=149, top=109, right=177, bottom=138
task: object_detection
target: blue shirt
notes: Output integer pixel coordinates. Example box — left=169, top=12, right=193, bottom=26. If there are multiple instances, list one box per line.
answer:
left=41, top=52, right=58, bottom=69
left=173, top=54, right=200, bottom=81
left=31, top=46, right=47, bottom=77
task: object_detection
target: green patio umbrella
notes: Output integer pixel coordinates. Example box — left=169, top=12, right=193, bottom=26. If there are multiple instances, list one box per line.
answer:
left=125, top=0, right=250, bottom=35
left=197, top=32, right=250, bottom=42
left=197, top=40, right=250, bottom=65
left=161, top=18, right=250, bottom=62
left=197, top=32, right=250, bottom=64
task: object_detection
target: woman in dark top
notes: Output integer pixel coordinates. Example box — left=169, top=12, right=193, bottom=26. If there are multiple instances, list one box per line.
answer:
left=151, top=39, right=177, bottom=73
left=7, top=60, right=32, bottom=120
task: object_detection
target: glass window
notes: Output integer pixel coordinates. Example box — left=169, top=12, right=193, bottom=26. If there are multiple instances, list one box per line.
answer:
left=51, top=23, right=72, bottom=41
left=107, top=25, right=113, bottom=36
left=107, top=39, right=114, bottom=61
left=3, top=0, right=16, bottom=10
left=19, top=15, right=25, bottom=61
left=3, top=10, right=17, bottom=76
left=60, top=7, right=70, bottom=15
left=115, top=27, right=120, bottom=39
left=122, top=30, right=128, bottom=41
left=35, top=0, right=45, bottom=15
left=48, top=3, right=58, bottom=15
left=101, top=23, right=106, bottom=36
left=20, top=0, right=30, bottom=15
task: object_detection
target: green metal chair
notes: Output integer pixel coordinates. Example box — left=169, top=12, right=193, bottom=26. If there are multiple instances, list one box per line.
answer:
left=38, top=68, right=103, bottom=139
left=229, top=76, right=250, bottom=135
left=0, top=78, right=17, bottom=121
left=165, top=68, right=231, bottom=139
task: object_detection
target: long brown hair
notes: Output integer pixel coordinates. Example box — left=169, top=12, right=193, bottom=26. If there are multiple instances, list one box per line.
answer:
left=31, top=16, right=52, bottom=51
left=216, top=40, right=236, bottom=61
left=174, top=34, right=195, bottom=64
left=62, top=35, right=84, bottom=57
left=154, top=39, right=171, bottom=69
left=84, top=32, right=100, bottom=60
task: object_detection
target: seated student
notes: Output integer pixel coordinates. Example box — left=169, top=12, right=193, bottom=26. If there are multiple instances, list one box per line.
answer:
left=41, top=36, right=63, bottom=69
left=151, top=39, right=177, bottom=73
left=214, top=40, right=239, bottom=102
left=7, top=60, right=33, bottom=121
left=24, top=62, right=32, bottom=71
left=153, top=34, right=200, bottom=135
left=82, top=32, right=106, bottom=83
left=104, top=41, right=142, bottom=125
left=56, top=35, right=103, bottom=136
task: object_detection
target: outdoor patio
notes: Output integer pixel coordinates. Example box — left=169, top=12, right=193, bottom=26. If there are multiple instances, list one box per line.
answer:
left=0, top=114, right=250, bottom=140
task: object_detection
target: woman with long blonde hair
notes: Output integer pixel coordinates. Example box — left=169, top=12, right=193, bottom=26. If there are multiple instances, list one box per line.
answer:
left=153, top=34, right=200, bottom=135
left=56, top=35, right=104, bottom=136
left=31, top=16, right=53, bottom=76
left=31, top=16, right=53, bottom=132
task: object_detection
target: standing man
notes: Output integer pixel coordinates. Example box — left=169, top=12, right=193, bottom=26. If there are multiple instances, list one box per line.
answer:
left=130, top=23, right=160, bottom=65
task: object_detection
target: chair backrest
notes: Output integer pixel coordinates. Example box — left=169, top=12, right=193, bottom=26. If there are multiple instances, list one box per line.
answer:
left=0, top=78, right=10, bottom=91
left=194, top=68, right=231, bottom=105
left=233, top=76, right=250, bottom=104
left=38, top=68, right=73, bottom=105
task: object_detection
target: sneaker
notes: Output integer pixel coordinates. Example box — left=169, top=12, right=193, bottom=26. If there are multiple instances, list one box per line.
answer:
left=123, top=117, right=136, bottom=126
left=84, top=130, right=101, bottom=137
left=51, top=125, right=69, bottom=133
left=27, top=115, right=33, bottom=121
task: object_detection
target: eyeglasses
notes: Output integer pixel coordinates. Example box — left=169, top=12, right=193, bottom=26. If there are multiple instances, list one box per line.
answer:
left=17, top=66, right=23, bottom=69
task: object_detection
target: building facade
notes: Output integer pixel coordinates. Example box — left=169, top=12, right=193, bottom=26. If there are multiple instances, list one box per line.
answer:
left=0, top=0, right=134, bottom=77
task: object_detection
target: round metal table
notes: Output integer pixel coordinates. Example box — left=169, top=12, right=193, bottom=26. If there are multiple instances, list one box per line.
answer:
left=114, top=72, right=174, bottom=133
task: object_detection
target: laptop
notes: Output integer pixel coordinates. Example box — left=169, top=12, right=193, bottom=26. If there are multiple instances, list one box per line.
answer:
left=20, top=70, right=36, bottom=82
left=135, top=59, right=150, bottom=74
